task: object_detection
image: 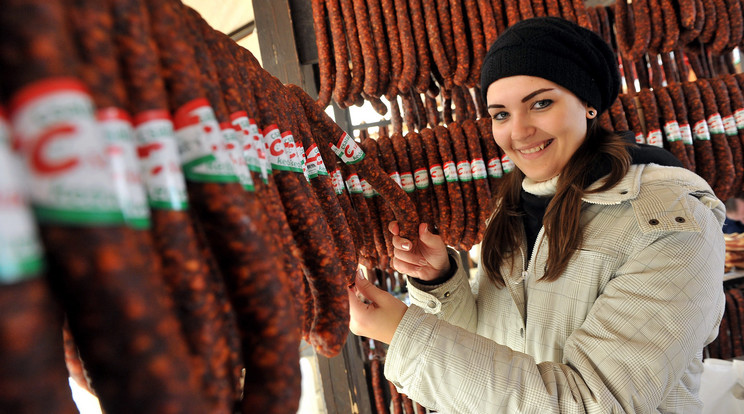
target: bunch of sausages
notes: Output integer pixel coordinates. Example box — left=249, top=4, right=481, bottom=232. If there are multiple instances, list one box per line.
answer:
left=604, top=73, right=744, bottom=202
left=362, top=337, right=427, bottom=414
left=311, top=0, right=593, bottom=114
left=610, top=0, right=744, bottom=90
left=0, top=0, right=423, bottom=413
left=349, top=116, right=513, bottom=273
left=707, top=284, right=744, bottom=360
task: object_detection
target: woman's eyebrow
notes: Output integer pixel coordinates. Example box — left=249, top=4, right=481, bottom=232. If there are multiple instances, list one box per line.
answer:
left=487, top=88, right=555, bottom=109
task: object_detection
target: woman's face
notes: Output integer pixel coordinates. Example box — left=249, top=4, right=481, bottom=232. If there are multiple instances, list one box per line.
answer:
left=486, top=76, right=591, bottom=182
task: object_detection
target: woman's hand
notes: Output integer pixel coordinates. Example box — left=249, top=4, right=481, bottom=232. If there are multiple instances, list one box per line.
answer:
left=389, top=222, right=450, bottom=281
left=348, top=270, right=408, bottom=344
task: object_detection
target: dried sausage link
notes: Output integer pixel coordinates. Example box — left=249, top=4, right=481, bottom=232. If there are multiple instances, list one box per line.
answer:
left=448, top=122, right=478, bottom=250
left=311, top=0, right=334, bottom=107
left=697, top=78, right=735, bottom=200
left=667, top=83, right=696, bottom=171
left=682, top=82, right=718, bottom=188
left=653, top=87, right=691, bottom=169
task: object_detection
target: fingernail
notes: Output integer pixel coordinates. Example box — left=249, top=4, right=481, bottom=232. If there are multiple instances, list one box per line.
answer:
left=402, top=241, right=411, bottom=251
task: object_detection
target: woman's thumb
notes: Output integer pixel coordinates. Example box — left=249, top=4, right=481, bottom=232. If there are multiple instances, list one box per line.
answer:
left=418, top=223, right=440, bottom=247
left=354, top=270, right=383, bottom=302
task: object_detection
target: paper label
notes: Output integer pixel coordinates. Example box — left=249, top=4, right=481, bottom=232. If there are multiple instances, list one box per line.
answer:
left=331, top=132, right=365, bottom=164
left=646, top=129, right=663, bottom=147
left=305, top=144, right=329, bottom=180
left=173, top=98, right=217, bottom=169
left=263, top=125, right=293, bottom=172
left=295, top=140, right=310, bottom=181
left=634, top=132, right=646, bottom=144
left=99, top=107, right=151, bottom=228
left=457, top=160, right=472, bottom=181
left=501, top=155, right=515, bottom=174
left=345, top=173, right=363, bottom=194
left=735, top=109, right=744, bottom=130
left=282, top=131, right=304, bottom=174
left=185, top=122, right=239, bottom=184
left=332, top=169, right=345, bottom=194
left=414, top=168, right=430, bottom=189
left=361, top=179, right=376, bottom=198
left=0, top=112, right=44, bottom=283
left=679, top=124, right=693, bottom=145
left=231, top=111, right=260, bottom=176
left=662, top=121, right=682, bottom=143
left=9, top=78, right=124, bottom=224
left=400, top=172, right=415, bottom=193
left=693, top=120, right=711, bottom=141
left=723, top=115, right=738, bottom=137
left=471, top=158, right=487, bottom=180
left=707, top=113, right=725, bottom=135
left=249, top=119, right=271, bottom=182
left=487, top=157, right=503, bottom=178
left=133, top=110, right=188, bottom=210
left=222, top=123, right=254, bottom=191
left=443, top=161, right=458, bottom=183
left=429, top=164, right=445, bottom=185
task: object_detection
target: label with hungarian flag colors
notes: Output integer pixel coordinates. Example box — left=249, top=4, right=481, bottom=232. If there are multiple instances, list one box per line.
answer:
left=263, top=125, right=294, bottom=172
left=173, top=97, right=217, bottom=170
left=133, top=110, right=188, bottom=210
left=332, top=169, right=345, bottom=194
left=501, top=155, right=515, bottom=174
left=400, top=172, right=415, bottom=193
left=662, top=121, right=682, bottom=143
left=471, top=158, right=487, bottom=180
left=707, top=113, right=725, bottom=135
left=185, top=122, right=239, bottom=184
left=429, top=164, right=445, bottom=185
left=443, top=161, right=458, bottom=183
left=723, top=115, right=738, bottom=137
left=99, top=107, right=150, bottom=228
left=414, top=168, right=430, bottom=189
left=222, top=123, right=254, bottom=191
left=646, top=129, right=663, bottom=147
left=735, top=108, right=744, bottom=130
left=345, top=173, right=363, bottom=194
left=282, top=131, right=304, bottom=174
left=679, top=124, right=693, bottom=145
left=457, top=160, right=472, bottom=181
left=693, top=120, right=711, bottom=141
left=306, top=144, right=329, bottom=179
left=0, top=109, right=45, bottom=283
left=487, top=157, right=503, bottom=178
left=231, top=111, right=261, bottom=175
left=9, top=77, right=124, bottom=224
left=332, top=132, right=365, bottom=164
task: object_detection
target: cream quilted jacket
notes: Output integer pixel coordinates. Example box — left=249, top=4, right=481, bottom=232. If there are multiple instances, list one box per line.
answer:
left=385, top=164, right=726, bottom=413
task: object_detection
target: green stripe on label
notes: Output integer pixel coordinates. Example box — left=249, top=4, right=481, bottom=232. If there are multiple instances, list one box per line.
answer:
left=0, top=259, right=45, bottom=284
left=33, top=206, right=125, bottom=225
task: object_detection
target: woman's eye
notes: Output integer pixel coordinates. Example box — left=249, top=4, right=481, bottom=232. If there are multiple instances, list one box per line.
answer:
left=533, top=99, right=553, bottom=109
left=491, top=111, right=508, bottom=121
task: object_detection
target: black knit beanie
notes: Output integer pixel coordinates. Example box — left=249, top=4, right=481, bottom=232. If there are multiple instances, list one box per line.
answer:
left=480, top=17, right=620, bottom=115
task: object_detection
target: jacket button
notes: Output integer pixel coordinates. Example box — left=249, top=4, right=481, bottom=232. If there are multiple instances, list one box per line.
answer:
left=427, top=300, right=437, bottom=309
left=675, top=217, right=686, bottom=223
left=443, top=291, right=451, bottom=298
left=649, top=219, right=659, bottom=225
left=620, top=190, right=628, bottom=194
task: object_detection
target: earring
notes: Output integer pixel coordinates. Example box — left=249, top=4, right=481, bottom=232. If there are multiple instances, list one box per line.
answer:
left=587, top=109, right=596, bottom=118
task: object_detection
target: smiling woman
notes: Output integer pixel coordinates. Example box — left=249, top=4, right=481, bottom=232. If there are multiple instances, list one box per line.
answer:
left=348, top=16, right=726, bottom=414
left=485, top=77, right=591, bottom=182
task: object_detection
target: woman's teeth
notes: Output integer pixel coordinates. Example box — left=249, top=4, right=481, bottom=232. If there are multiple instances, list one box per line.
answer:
left=520, top=140, right=551, bottom=154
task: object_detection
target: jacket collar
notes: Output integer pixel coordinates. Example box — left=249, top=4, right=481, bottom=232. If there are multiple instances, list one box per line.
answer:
left=582, top=163, right=715, bottom=205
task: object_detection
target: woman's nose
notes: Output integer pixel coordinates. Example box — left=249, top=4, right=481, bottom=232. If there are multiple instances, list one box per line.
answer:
left=510, top=114, right=534, bottom=141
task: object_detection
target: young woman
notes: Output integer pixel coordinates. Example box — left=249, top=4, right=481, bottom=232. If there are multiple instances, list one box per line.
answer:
left=348, top=17, right=726, bottom=413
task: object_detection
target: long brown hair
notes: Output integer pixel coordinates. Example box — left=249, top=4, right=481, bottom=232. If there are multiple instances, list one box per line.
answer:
left=480, top=119, right=631, bottom=287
